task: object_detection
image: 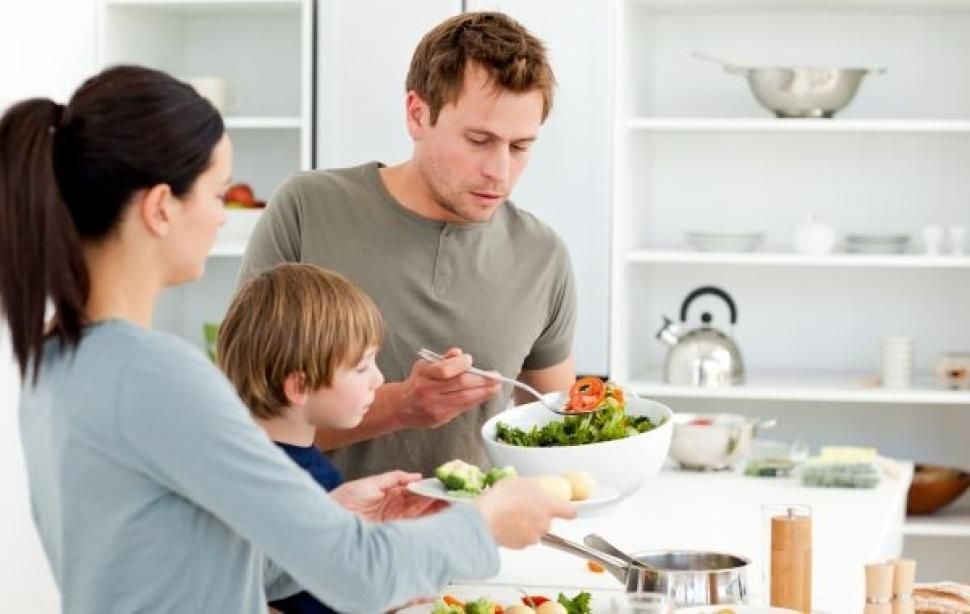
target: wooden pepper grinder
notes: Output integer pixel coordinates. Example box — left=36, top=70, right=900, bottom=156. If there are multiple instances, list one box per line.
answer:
left=891, top=558, right=916, bottom=614
left=864, top=562, right=894, bottom=614
left=770, top=506, right=812, bottom=613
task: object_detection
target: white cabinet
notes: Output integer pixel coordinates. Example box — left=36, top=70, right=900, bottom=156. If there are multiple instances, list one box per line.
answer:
left=98, top=0, right=314, bottom=346
left=610, top=0, right=970, bottom=568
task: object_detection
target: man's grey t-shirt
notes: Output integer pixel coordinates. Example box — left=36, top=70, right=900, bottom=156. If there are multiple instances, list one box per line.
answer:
left=240, top=162, right=577, bottom=479
left=18, top=320, right=498, bottom=613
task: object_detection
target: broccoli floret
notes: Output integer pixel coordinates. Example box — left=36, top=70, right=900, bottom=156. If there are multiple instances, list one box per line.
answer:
left=464, top=597, right=499, bottom=614
left=557, top=590, right=593, bottom=614
left=483, top=465, right=517, bottom=487
left=434, top=459, right=484, bottom=493
left=431, top=601, right=464, bottom=614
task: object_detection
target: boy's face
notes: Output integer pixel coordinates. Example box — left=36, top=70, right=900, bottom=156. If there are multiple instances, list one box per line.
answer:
left=304, top=347, right=384, bottom=430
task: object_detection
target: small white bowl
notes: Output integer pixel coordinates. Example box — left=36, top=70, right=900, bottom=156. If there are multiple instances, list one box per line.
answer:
left=481, top=392, right=673, bottom=496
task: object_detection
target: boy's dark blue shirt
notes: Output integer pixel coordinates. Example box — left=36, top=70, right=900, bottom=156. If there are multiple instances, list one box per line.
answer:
left=268, top=442, right=344, bottom=614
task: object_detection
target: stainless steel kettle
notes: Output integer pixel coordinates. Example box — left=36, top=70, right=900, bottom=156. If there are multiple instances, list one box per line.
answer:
left=656, top=286, right=745, bottom=387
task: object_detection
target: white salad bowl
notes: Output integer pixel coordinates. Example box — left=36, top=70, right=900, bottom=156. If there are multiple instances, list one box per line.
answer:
left=481, top=392, right=674, bottom=496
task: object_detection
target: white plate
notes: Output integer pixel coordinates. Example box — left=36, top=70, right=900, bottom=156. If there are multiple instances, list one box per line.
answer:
left=675, top=607, right=800, bottom=614
left=406, top=478, right=622, bottom=517
left=676, top=605, right=798, bottom=614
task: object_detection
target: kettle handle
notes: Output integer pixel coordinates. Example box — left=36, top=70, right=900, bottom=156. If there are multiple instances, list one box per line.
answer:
left=680, top=286, right=738, bottom=325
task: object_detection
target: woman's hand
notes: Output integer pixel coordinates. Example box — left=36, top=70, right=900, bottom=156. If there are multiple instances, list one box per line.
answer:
left=330, top=471, right=447, bottom=522
left=473, top=477, right=576, bottom=549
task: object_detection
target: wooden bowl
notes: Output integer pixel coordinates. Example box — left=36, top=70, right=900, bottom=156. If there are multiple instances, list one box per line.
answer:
left=907, top=463, right=970, bottom=515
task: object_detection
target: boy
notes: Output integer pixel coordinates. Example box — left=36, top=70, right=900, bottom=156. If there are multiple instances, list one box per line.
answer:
left=217, top=262, right=433, bottom=614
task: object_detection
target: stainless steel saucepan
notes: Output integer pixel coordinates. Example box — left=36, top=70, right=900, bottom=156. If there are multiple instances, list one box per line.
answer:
left=541, top=533, right=749, bottom=606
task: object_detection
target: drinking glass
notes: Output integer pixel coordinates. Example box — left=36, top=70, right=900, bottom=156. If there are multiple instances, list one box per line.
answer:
left=609, top=592, right=674, bottom=614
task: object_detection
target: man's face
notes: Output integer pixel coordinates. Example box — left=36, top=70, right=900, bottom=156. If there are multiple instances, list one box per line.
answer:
left=409, top=63, right=544, bottom=223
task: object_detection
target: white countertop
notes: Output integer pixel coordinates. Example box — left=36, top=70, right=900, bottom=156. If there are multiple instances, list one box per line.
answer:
left=464, top=462, right=913, bottom=613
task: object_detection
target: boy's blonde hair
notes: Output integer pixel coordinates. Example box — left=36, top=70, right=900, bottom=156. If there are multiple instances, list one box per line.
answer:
left=217, top=263, right=384, bottom=420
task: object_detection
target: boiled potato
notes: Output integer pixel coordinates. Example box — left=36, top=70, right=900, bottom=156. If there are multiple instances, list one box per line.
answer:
left=532, top=475, right=572, bottom=502
left=504, top=606, right=535, bottom=614
left=535, top=602, right=568, bottom=614
left=561, top=470, right=595, bottom=501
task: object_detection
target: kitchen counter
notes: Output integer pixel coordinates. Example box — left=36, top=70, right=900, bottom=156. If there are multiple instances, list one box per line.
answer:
left=462, top=462, right=913, bottom=612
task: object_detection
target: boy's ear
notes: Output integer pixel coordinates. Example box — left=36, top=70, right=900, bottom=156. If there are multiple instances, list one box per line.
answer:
left=282, top=372, right=309, bottom=406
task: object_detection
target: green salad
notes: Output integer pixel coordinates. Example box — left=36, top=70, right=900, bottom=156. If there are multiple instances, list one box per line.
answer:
left=495, top=392, right=660, bottom=447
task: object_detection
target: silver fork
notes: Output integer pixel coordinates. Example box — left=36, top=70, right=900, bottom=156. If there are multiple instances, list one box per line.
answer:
left=416, top=348, right=582, bottom=415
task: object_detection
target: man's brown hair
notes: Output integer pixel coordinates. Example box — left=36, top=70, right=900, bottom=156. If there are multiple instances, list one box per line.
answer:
left=217, top=263, right=384, bottom=420
left=405, top=11, right=556, bottom=125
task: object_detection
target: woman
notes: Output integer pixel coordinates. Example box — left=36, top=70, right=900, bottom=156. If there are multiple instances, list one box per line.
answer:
left=0, top=65, right=573, bottom=613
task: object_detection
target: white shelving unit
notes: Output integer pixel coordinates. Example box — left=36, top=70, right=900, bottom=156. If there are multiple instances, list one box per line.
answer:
left=904, top=511, right=970, bottom=538
left=630, top=370, right=970, bottom=405
left=98, top=0, right=313, bottom=345
left=99, top=0, right=313, bottom=254
left=628, top=250, right=970, bottom=269
left=628, top=117, right=970, bottom=133
left=611, top=0, right=970, bottom=554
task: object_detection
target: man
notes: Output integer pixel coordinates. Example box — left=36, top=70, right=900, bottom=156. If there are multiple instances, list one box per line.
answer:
left=239, top=11, right=577, bottom=479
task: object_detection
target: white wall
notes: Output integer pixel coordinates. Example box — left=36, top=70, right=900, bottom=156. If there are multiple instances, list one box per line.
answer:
left=0, top=331, right=59, bottom=612
left=0, top=1, right=98, bottom=109
left=0, top=0, right=97, bottom=609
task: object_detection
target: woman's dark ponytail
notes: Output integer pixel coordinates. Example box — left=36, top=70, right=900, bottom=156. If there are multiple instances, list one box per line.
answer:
left=0, top=65, right=224, bottom=382
left=0, top=99, right=88, bottom=382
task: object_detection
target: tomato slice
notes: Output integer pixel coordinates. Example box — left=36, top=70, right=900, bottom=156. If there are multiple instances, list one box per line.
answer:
left=587, top=560, right=606, bottom=573
left=689, top=418, right=714, bottom=426
left=566, top=377, right=606, bottom=411
left=521, top=595, right=550, bottom=607
left=443, top=595, right=464, bottom=607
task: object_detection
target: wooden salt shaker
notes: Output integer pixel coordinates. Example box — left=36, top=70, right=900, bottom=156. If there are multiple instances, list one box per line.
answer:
left=864, top=562, right=894, bottom=614
left=891, top=558, right=916, bottom=614
left=770, top=506, right=812, bottom=613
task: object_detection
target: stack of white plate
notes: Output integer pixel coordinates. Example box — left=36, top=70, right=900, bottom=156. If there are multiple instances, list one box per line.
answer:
left=881, top=336, right=914, bottom=389
left=845, top=234, right=910, bottom=254
left=686, top=231, right=765, bottom=252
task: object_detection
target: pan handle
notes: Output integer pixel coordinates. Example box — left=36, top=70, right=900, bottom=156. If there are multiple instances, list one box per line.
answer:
left=691, top=50, right=749, bottom=76
left=540, top=533, right=628, bottom=583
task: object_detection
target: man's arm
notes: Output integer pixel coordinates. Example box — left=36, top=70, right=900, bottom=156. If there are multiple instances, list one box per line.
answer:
left=514, top=353, right=576, bottom=406
left=316, top=349, right=501, bottom=451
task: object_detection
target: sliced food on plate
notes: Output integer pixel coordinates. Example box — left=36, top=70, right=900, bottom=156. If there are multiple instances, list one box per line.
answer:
left=408, top=458, right=609, bottom=507
left=422, top=590, right=592, bottom=614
